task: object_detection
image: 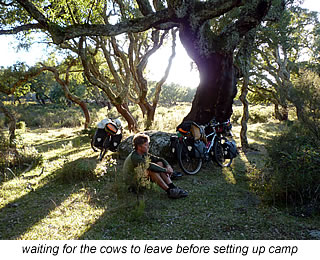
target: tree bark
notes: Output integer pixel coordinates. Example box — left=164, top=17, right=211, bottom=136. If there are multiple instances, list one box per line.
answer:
left=274, top=103, right=288, bottom=121
left=177, top=0, right=271, bottom=124
left=115, top=104, right=138, bottom=132
left=182, top=52, right=238, bottom=124
left=239, top=76, right=250, bottom=150
left=41, top=64, right=91, bottom=129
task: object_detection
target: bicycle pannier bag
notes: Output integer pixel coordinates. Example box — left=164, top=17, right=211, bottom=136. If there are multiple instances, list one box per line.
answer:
left=93, top=128, right=109, bottom=148
left=193, top=140, right=206, bottom=158
left=105, top=122, right=118, bottom=135
left=176, top=121, right=193, bottom=136
left=223, top=140, right=238, bottom=159
left=109, top=133, right=122, bottom=152
left=170, top=135, right=179, bottom=155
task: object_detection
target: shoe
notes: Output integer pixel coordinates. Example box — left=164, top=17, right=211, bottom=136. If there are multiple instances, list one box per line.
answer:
left=177, top=187, right=188, bottom=197
left=167, top=187, right=188, bottom=199
left=171, top=171, right=183, bottom=180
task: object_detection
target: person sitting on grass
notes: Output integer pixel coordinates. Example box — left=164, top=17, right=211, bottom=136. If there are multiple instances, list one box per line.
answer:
left=123, top=133, right=187, bottom=199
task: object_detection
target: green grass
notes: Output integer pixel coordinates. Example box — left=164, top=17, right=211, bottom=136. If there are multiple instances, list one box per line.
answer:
left=0, top=104, right=319, bottom=240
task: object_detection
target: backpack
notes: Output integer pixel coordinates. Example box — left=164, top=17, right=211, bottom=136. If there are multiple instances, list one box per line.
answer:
left=222, top=140, right=238, bottom=159
left=193, top=140, right=206, bottom=159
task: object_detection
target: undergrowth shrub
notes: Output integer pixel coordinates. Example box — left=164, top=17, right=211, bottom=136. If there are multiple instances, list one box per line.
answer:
left=16, top=121, right=26, bottom=131
left=123, top=155, right=152, bottom=199
left=14, top=104, right=84, bottom=128
left=249, top=108, right=270, bottom=124
left=55, top=158, right=99, bottom=184
left=258, top=123, right=320, bottom=209
left=0, top=131, right=43, bottom=180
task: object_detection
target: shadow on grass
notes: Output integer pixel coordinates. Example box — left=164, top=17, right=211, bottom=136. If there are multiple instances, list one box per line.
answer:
left=34, top=135, right=91, bottom=154
left=78, top=149, right=273, bottom=239
left=0, top=155, right=99, bottom=239
left=77, top=157, right=264, bottom=239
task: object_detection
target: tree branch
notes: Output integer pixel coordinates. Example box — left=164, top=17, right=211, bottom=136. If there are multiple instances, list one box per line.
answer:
left=15, top=0, right=176, bottom=44
left=220, top=0, right=272, bottom=52
left=0, top=23, right=42, bottom=35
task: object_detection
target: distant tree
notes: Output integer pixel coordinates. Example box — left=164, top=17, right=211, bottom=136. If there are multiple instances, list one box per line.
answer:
left=291, top=69, right=320, bottom=139
left=250, top=5, right=319, bottom=120
left=0, top=63, right=43, bottom=145
left=28, top=71, right=55, bottom=105
left=40, top=60, right=91, bottom=129
left=150, top=82, right=196, bottom=105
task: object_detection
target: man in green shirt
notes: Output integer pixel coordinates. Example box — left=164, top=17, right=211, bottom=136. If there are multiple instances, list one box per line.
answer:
left=123, top=133, right=188, bottom=199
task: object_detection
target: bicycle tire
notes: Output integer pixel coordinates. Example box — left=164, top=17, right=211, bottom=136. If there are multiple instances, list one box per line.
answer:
left=177, top=141, right=202, bottom=175
left=213, top=137, right=233, bottom=167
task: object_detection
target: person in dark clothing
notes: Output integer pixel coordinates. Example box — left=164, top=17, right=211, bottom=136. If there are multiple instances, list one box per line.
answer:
left=123, top=133, right=187, bottom=199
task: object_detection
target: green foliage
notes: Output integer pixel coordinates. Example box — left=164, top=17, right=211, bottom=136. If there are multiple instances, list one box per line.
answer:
left=291, top=69, right=320, bottom=139
left=55, top=157, right=98, bottom=184
left=0, top=62, right=30, bottom=96
left=148, top=82, right=196, bottom=105
left=249, top=108, right=270, bottom=123
left=13, top=103, right=84, bottom=128
left=0, top=131, right=43, bottom=178
left=16, top=121, right=26, bottom=131
left=249, top=5, right=319, bottom=109
left=259, top=123, right=320, bottom=208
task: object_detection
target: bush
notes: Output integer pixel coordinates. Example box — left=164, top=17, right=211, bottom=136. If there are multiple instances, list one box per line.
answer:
left=249, top=107, right=270, bottom=124
left=55, top=158, right=98, bottom=184
left=14, top=104, right=84, bottom=128
left=0, top=131, right=43, bottom=179
left=16, top=121, right=26, bottom=131
left=291, top=69, right=320, bottom=139
left=259, top=123, right=320, bottom=208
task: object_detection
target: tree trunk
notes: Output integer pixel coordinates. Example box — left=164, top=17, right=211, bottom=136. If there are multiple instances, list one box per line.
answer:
left=0, top=100, right=16, bottom=147
left=274, top=103, right=288, bottom=121
left=43, top=64, right=91, bottom=129
left=145, top=106, right=156, bottom=130
left=115, top=104, right=138, bottom=132
left=183, top=53, right=238, bottom=124
left=64, top=91, right=91, bottom=129
left=239, top=76, right=250, bottom=150
left=138, top=102, right=147, bottom=117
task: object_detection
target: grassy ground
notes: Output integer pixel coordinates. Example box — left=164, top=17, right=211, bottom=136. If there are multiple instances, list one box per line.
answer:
left=0, top=104, right=319, bottom=240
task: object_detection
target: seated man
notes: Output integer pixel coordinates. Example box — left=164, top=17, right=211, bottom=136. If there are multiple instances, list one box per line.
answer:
left=123, top=133, right=188, bottom=199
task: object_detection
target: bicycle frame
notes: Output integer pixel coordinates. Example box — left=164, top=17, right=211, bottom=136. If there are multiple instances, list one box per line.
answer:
left=175, top=118, right=234, bottom=174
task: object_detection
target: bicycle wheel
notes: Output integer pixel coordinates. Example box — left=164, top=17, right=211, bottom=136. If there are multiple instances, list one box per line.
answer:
left=213, top=137, right=233, bottom=167
left=177, top=141, right=202, bottom=175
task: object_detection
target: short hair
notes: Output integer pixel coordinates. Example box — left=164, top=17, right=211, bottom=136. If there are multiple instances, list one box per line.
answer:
left=132, top=133, right=150, bottom=150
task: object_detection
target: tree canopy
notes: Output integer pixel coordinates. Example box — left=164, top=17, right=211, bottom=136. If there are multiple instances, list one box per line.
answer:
left=1, top=0, right=280, bottom=125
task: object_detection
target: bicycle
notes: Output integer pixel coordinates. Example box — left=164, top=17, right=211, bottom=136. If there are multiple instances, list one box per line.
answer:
left=172, top=119, right=237, bottom=175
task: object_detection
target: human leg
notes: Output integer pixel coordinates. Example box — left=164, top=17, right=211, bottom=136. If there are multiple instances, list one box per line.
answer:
left=147, top=170, right=169, bottom=191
